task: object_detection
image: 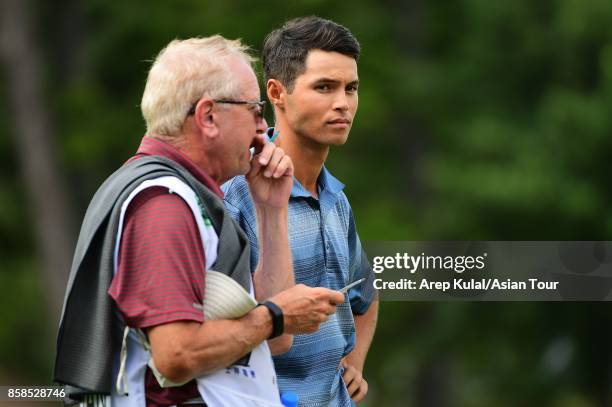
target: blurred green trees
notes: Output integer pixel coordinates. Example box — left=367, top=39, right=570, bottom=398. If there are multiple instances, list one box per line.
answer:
left=1, top=0, right=611, bottom=405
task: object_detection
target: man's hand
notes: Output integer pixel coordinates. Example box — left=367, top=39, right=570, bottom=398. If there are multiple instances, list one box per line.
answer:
left=268, top=284, right=345, bottom=334
left=246, top=134, right=293, bottom=209
left=341, top=358, right=368, bottom=404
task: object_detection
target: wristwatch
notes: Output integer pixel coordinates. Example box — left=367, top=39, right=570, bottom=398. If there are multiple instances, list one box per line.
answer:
left=259, top=301, right=284, bottom=339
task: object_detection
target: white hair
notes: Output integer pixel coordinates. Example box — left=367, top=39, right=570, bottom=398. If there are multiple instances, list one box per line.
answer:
left=141, top=35, right=255, bottom=138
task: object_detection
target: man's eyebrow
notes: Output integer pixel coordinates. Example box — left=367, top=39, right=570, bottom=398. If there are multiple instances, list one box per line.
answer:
left=313, top=77, right=340, bottom=84
left=312, top=78, right=360, bottom=86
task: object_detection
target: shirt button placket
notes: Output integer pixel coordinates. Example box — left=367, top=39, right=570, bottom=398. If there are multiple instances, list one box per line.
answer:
left=324, top=234, right=333, bottom=271
left=316, top=204, right=328, bottom=269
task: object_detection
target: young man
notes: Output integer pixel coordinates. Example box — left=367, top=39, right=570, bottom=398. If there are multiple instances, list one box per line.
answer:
left=223, top=17, right=378, bottom=406
left=55, top=36, right=345, bottom=406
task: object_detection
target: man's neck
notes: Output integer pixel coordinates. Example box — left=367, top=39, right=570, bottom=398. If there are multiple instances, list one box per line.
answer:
left=274, top=122, right=329, bottom=198
left=151, top=130, right=225, bottom=185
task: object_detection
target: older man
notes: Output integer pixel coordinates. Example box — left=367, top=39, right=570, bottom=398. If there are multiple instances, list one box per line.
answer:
left=223, top=17, right=378, bottom=406
left=54, top=36, right=343, bottom=406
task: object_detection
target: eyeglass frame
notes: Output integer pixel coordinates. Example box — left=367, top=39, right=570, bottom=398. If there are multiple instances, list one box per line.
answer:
left=187, top=99, right=266, bottom=120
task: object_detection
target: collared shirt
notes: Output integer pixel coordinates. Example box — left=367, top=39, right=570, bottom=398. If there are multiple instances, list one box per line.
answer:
left=109, top=135, right=222, bottom=406
left=222, top=158, right=376, bottom=407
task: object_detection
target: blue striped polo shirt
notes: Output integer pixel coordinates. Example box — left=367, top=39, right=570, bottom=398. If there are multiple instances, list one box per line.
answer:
left=222, top=166, right=375, bottom=407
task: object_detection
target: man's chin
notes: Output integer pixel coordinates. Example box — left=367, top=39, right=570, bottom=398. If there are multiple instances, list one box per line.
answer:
left=222, top=159, right=250, bottom=182
left=326, top=126, right=351, bottom=144
left=300, top=128, right=350, bottom=147
left=240, top=158, right=253, bottom=176
left=236, top=151, right=251, bottom=174
left=326, top=131, right=350, bottom=146
left=330, top=137, right=349, bottom=146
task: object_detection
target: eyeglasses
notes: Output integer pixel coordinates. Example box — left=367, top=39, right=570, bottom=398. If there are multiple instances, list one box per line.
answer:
left=187, top=99, right=266, bottom=121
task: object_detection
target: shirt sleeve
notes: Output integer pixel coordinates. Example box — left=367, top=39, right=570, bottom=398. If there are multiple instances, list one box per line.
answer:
left=347, top=207, right=378, bottom=315
left=108, top=186, right=206, bottom=328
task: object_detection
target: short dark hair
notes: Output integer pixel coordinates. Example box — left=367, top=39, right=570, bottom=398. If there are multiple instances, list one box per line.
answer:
left=262, top=16, right=360, bottom=91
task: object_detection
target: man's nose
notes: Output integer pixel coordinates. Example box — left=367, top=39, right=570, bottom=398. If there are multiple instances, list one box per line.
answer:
left=256, top=117, right=268, bottom=134
left=332, top=91, right=349, bottom=112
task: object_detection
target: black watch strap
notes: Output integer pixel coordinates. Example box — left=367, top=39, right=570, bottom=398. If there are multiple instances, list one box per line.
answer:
left=259, top=300, right=284, bottom=339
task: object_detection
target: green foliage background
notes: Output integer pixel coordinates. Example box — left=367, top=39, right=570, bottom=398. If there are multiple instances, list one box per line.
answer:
left=2, top=0, right=612, bottom=405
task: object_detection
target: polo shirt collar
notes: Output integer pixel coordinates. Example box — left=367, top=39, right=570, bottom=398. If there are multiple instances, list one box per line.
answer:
left=290, top=178, right=312, bottom=198
left=290, top=166, right=345, bottom=199
left=319, top=166, right=345, bottom=195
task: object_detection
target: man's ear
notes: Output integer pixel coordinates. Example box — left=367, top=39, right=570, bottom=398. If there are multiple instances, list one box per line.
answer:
left=194, top=98, right=218, bottom=138
left=267, top=79, right=286, bottom=110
